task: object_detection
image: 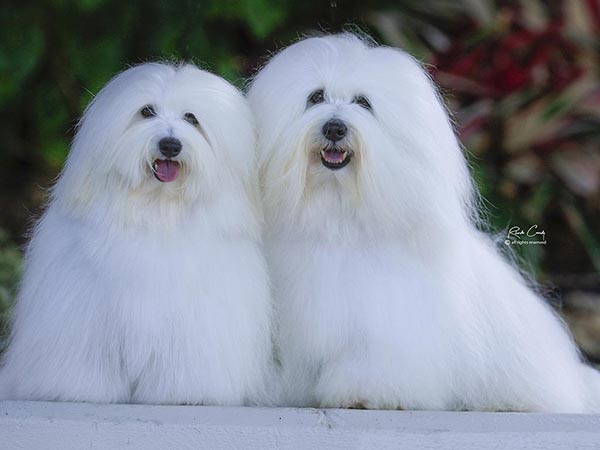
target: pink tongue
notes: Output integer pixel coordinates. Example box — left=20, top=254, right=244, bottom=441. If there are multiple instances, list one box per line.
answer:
left=324, top=150, right=345, bottom=162
left=155, top=159, right=180, bottom=182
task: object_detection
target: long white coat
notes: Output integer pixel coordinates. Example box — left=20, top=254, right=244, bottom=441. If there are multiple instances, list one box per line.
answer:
left=248, top=33, right=600, bottom=412
left=0, top=63, right=273, bottom=405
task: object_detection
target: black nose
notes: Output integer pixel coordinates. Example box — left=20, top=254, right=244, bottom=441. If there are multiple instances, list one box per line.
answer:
left=158, top=137, right=182, bottom=158
left=322, top=119, right=347, bottom=142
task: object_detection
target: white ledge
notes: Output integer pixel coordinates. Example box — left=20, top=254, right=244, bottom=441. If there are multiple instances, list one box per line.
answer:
left=1, top=401, right=600, bottom=450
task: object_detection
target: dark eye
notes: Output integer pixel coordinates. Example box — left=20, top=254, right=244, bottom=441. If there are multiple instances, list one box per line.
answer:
left=184, top=112, right=199, bottom=126
left=140, top=105, right=156, bottom=118
left=354, top=95, right=372, bottom=111
left=307, top=89, right=325, bottom=107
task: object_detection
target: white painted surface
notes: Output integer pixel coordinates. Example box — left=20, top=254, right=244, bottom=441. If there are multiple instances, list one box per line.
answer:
left=1, top=401, right=599, bottom=450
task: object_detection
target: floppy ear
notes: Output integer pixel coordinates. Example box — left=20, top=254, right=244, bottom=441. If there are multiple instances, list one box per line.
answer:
left=49, top=63, right=170, bottom=215
left=50, top=104, right=113, bottom=216
left=245, top=162, right=266, bottom=234
left=240, top=115, right=267, bottom=238
left=363, top=45, right=476, bottom=225
left=185, top=66, right=265, bottom=235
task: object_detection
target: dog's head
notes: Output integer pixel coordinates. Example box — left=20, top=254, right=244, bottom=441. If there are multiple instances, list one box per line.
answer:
left=55, top=63, right=257, bottom=228
left=249, top=34, right=474, bottom=238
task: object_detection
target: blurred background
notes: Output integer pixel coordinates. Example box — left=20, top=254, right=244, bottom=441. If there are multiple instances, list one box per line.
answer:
left=1, top=0, right=599, bottom=360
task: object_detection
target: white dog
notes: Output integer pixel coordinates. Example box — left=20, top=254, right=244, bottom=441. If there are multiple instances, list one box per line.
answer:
left=248, top=33, right=600, bottom=412
left=0, top=62, right=273, bottom=405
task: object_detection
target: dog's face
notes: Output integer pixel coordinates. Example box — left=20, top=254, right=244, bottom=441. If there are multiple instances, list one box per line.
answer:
left=249, top=34, right=473, bottom=237
left=59, top=63, right=256, bottom=219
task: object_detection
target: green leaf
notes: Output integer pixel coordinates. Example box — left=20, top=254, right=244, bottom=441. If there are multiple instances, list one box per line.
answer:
left=0, top=9, right=44, bottom=103
left=206, top=0, right=286, bottom=39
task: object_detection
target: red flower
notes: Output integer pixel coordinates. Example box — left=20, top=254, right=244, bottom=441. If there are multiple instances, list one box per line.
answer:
left=431, top=6, right=583, bottom=98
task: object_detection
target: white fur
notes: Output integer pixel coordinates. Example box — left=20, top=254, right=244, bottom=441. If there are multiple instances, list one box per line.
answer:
left=0, top=63, right=273, bottom=405
left=248, top=33, right=600, bottom=412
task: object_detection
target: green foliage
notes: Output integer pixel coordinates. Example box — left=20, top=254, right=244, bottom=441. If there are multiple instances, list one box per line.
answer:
left=207, top=0, right=286, bottom=39
left=0, top=17, right=44, bottom=100
left=0, top=230, right=22, bottom=347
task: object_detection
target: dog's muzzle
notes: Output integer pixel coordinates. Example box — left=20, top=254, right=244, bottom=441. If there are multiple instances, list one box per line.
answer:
left=321, top=119, right=352, bottom=170
left=320, top=148, right=351, bottom=170
left=152, top=137, right=182, bottom=182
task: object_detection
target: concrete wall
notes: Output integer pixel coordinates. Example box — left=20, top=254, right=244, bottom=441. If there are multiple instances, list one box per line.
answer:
left=1, top=400, right=599, bottom=450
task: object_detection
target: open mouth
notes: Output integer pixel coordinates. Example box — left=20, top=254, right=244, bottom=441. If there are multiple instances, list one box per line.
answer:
left=152, top=159, right=180, bottom=182
left=320, top=148, right=352, bottom=170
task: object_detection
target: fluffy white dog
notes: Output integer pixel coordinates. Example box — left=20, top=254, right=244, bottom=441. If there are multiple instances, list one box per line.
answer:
left=248, top=33, right=600, bottom=412
left=0, top=62, right=273, bottom=405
